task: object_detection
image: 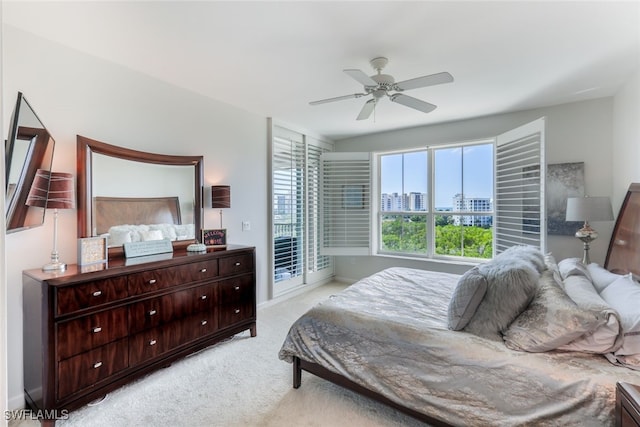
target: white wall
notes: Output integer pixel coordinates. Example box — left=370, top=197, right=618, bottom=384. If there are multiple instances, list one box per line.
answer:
left=2, top=26, right=269, bottom=410
left=612, top=69, right=640, bottom=209
left=334, top=97, right=616, bottom=282
left=1, top=3, right=9, bottom=425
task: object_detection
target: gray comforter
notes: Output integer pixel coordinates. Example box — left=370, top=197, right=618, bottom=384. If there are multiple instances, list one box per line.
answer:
left=279, top=267, right=640, bottom=426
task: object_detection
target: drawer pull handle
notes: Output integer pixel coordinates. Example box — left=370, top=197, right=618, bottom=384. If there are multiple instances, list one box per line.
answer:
left=149, top=339, right=157, bottom=346
left=201, top=320, right=208, bottom=326
left=148, top=309, right=157, bottom=316
left=235, top=262, right=241, bottom=266
left=92, top=290, right=102, bottom=297
left=234, top=286, right=240, bottom=291
left=92, top=327, right=102, bottom=333
left=148, top=279, right=157, bottom=285
left=235, top=309, right=240, bottom=314
left=200, top=295, right=207, bottom=300
left=93, top=361, right=103, bottom=369
left=200, top=268, right=207, bottom=273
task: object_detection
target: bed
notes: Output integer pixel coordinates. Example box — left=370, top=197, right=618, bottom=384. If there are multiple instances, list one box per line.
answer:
left=279, top=183, right=640, bottom=426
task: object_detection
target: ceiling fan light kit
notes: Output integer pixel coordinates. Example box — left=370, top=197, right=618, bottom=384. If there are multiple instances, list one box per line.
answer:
left=309, top=57, right=453, bottom=121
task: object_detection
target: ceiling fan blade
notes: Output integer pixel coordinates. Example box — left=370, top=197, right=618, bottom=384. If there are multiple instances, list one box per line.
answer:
left=344, top=69, right=378, bottom=87
left=390, top=93, right=437, bottom=114
left=395, top=72, right=454, bottom=91
left=309, top=93, right=366, bottom=105
left=356, top=99, right=376, bottom=120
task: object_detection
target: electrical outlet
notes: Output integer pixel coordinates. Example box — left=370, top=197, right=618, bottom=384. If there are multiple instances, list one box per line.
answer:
left=242, top=221, right=251, bottom=231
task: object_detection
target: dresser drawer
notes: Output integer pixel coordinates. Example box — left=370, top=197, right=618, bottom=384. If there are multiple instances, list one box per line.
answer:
left=58, top=338, right=128, bottom=399
left=219, top=253, right=253, bottom=276
left=57, top=307, right=128, bottom=360
left=129, top=284, right=216, bottom=334
left=219, top=301, right=254, bottom=329
left=129, top=311, right=218, bottom=366
left=56, top=277, right=128, bottom=316
left=128, top=259, right=218, bottom=296
left=219, top=275, right=254, bottom=304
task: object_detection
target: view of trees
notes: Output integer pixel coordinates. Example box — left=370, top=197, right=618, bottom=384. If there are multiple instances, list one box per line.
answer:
left=381, top=215, right=493, bottom=259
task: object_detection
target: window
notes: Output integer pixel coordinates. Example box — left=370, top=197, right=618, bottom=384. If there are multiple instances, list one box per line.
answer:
left=379, top=142, right=494, bottom=260
left=320, top=118, right=545, bottom=261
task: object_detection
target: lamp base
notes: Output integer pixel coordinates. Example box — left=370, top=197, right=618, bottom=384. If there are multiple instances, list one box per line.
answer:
left=42, top=261, right=67, bottom=272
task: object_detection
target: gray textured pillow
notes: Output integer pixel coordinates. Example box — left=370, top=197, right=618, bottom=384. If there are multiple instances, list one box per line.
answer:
left=447, top=267, right=487, bottom=331
left=464, top=259, right=540, bottom=340
left=503, top=271, right=601, bottom=352
left=494, top=245, right=546, bottom=273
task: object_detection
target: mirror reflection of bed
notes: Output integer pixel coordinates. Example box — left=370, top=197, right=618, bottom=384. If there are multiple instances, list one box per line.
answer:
left=94, top=196, right=195, bottom=248
left=280, top=182, right=640, bottom=426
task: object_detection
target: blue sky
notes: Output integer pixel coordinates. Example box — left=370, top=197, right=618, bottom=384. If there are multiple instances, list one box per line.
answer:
left=381, top=144, right=493, bottom=208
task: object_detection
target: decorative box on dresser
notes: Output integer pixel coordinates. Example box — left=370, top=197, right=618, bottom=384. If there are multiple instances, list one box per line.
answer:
left=23, top=245, right=256, bottom=426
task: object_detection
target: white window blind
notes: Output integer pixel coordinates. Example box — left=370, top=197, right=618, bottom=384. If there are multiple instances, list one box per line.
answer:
left=307, top=138, right=332, bottom=274
left=495, top=118, right=546, bottom=254
left=273, top=127, right=305, bottom=284
left=320, top=152, right=371, bottom=256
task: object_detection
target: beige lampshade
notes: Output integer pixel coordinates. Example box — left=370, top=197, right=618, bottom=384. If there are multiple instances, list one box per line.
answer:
left=565, top=196, right=613, bottom=222
left=26, top=169, right=75, bottom=209
left=211, top=185, right=231, bottom=209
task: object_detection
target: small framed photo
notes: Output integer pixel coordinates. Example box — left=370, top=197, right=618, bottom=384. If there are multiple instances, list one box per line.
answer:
left=78, top=236, right=109, bottom=267
left=202, top=229, right=227, bottom=248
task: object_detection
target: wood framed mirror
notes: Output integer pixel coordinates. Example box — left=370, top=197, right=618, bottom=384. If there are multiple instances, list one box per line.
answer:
left=77, top=135, right=203, bottom=258
left=5, top=92, right=55, bottom=233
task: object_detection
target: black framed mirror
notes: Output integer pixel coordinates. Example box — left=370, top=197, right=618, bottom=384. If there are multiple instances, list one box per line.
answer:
left=77, top=135, right=204, bottom=258
left=5, top=92, right=55, bottom=233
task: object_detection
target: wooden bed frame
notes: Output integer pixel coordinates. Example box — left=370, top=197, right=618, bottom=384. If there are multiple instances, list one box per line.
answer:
left=93, top=196, right=182, bottom=235
left=292, top=182, right=640, bottom=426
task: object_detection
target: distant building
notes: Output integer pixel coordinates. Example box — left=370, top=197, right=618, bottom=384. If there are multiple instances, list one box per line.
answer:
left=452, top=193, right=493, bottom=226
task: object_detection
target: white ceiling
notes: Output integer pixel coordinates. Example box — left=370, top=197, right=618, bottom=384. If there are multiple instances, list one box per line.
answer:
left=3, top=1, right=640, bottom=141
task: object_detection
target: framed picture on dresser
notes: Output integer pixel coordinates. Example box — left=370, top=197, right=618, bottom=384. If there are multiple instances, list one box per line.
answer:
left=77, top=236, right=108, bottom=268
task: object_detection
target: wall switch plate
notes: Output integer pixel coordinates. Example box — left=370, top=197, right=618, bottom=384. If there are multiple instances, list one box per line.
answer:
left=242, top=221, right=251, bottom=231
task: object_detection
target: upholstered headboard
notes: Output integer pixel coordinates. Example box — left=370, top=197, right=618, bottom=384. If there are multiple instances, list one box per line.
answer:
left=605, top=183, right=640, bottom=278
left=93, top=196, right=182, bottom=235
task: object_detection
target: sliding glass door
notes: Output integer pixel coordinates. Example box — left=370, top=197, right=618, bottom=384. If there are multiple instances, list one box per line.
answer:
left=270, top=121, right=333, bottom=297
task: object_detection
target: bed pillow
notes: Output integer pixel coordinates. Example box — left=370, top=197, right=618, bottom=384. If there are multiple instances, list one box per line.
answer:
left=494, top=245, right=546, bottom=273
left=109, top=229, right=132, bottom=247
left=600, top=275, right=640, bottom=367
left=447, top=266, right=488, bottom=331
left=140, top=229, right=164, bottom=241
left=586, top=263, right=624, bottom=293
left=503, top=270, right=601, bottom=352
left=464, top=259, right=539, bottom=340
left=557, top=274, right=622, bottom=353
left=558, top=258, right=592, bottom=281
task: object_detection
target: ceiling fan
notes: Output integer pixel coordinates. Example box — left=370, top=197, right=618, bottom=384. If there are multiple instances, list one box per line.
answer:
left=309, top=57, right=454, bottom=120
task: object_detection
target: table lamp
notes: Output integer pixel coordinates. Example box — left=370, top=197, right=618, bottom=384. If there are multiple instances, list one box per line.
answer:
left=565, top=196, right=613, bottom=265
left=26, top=169, right=76, bottom=271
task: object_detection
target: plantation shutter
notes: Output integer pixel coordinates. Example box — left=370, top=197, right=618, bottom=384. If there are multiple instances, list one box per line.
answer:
left=307, top=138, right=333, bottom=277
left=272, top=126, right=305, bottom=287
left=320, top=152, right=371, bottom=256
left=495, top=118, right=546, bottom=254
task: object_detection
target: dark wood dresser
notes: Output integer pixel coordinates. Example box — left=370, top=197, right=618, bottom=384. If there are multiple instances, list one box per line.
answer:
left=23, top=245, right=256, bottom=425
left=617, top=382, right=640, bottom=427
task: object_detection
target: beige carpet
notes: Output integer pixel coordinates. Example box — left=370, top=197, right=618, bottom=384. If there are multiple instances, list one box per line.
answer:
left=10, top=281, right=427, bottom=427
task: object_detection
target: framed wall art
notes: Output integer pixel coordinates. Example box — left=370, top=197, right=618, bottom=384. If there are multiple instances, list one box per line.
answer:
left=547, top=162, right=585, bottom=235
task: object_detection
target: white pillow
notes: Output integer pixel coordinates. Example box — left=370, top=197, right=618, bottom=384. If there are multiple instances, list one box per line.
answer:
left=149, top=224, right=178, bottom=240
left=586, top=263, right=623, bottom=293
left=109, top=229, right=132, bottom=247
left=600, top=274, right=640, bottom=360
left=139, top=229, right=164, bottom=241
